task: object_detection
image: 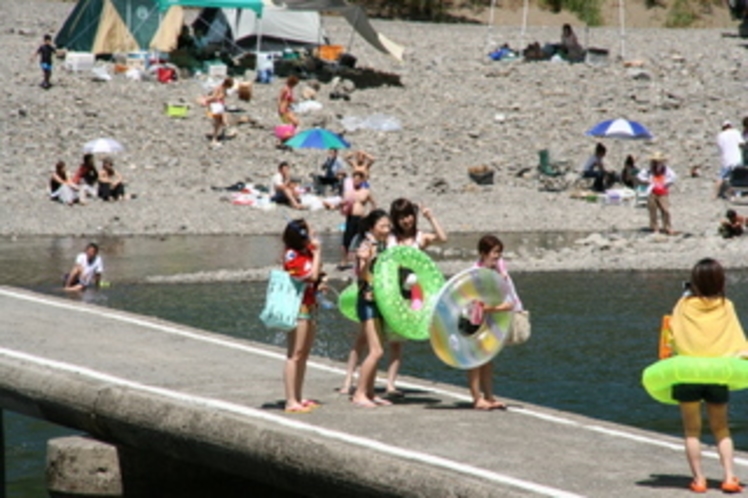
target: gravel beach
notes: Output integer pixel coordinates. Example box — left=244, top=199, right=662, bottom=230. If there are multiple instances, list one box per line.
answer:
left=3, top=0, right=748, bottom=273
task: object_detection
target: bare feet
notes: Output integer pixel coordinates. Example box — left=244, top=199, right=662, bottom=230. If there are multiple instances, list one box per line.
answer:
left=351, top=397, right=377, bottom=408
left=473, top=398, right=493, bottom=410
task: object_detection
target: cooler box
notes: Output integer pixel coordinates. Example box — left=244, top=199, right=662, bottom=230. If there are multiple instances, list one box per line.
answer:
left=126, top=52, right=147, bottom=70
left=165, top=103, right=189, bottom=118
left=64, top=52, right=95, bottom=72
left=203, top=60, right=227, bottom=78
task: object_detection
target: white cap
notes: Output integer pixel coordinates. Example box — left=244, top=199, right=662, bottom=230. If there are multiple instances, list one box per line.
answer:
left=723, top=120, right=732, bottom=128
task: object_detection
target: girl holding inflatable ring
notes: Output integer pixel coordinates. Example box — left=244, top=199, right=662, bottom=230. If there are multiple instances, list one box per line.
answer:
left=350, top=209, right=392, bottom=408
left=281, top=219, right=322, bottom=414
left=383, top=199, right=447, bottom=398
left=669, top=258, right=748, bottom=493
left=468, top=235, right=521, bottom=411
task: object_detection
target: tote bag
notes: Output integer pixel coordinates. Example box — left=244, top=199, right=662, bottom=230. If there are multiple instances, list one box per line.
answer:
left=259, top=270, right=305, bottom=331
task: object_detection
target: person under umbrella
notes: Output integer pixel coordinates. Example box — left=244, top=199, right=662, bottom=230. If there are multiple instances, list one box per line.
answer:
left=582, top=143, right=616, bottom=192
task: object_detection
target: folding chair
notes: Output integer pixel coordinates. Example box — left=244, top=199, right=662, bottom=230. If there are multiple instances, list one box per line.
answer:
left=728, top=167, right=748, bottom=201
left=537, top=149, right=571, bottom=191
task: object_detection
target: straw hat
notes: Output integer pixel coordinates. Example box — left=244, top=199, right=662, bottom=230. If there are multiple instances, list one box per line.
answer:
left=649, top=151, right=667, bottom=162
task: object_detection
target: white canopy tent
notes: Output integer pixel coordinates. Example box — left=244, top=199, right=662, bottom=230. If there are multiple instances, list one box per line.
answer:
left=485, top=0, right=626, bottom=59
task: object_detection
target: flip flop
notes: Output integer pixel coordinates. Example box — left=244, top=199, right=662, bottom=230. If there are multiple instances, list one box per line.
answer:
left=385, top=389, right=404, bottom=398
left=689, top=479, right=707, bottom=493
left=284, top=405, right=312, bottom=414
left=721, top=477, right=742, bottom=493
left=372, top=396, right=393, bottom=406
left=301, top=399, right=321, bottom=409
left=351, top=399, right=377, bottom=408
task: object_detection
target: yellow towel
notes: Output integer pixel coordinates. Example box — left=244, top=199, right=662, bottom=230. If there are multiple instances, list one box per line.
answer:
left=671, top=297, right=748, bottom=357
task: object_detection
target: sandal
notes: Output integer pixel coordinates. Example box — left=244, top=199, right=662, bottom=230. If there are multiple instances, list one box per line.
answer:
left=301, top=399, right=321, bottom=409
left=689, top=479, right=707, bottom=493
left=284, top=405, right=312, bottom=414
left=721, top=477, right=743, bottom=493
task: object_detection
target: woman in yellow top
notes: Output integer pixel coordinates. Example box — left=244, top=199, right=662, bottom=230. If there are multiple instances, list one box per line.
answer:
left=670, top=258, right=747, bottom=493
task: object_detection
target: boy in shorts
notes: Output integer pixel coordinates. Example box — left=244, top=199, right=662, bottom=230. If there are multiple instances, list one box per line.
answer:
left=33, top=34, right=57, bottom=89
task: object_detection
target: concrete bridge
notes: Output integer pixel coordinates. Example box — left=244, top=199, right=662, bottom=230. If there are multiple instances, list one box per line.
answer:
left=0, top=286, right=746, bottom=497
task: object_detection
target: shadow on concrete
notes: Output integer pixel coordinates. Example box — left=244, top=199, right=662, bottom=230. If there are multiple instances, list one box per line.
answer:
left=635, top=474, right=720, bottom=490
left=424, top=401, right=525, bottom=411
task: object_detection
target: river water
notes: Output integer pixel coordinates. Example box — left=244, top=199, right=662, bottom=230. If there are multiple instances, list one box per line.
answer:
left=3, top=235, right=748, bottom=496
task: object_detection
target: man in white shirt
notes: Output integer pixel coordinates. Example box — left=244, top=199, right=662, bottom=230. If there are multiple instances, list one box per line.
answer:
left=271, top=161, right=305, bottom=210
left=64, top=243, right=104, bottom=291
left=715, top=120, right=745, bottom=199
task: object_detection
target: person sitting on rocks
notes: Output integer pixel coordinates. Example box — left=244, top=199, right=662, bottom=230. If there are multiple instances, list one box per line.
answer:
left=271, top=161, right=305, bottom=210
left=49, top=160, right=79, bottom=206
left=73, top=154, right=99, bottom=204
left=719, top=209, right=746, bottom=238
left=559, top=24, right=585, bottom=62
left=64, top=242, right=103, bottom=292
left=582, top=143, right=616, bottom=192
left=314, top=149, right=345, bottom=195
left=98, top=157, right=126, bottom=201
left=621, top=155, right=639, bottom=189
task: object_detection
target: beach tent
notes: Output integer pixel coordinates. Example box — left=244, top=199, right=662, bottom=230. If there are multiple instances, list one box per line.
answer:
left=193, top=5, right=326, bottom=52
left=55, top=0, right=184, bottom=54
left=485, top=0, right=627, bottom=59
left=162, top=0, right=404, bottom=61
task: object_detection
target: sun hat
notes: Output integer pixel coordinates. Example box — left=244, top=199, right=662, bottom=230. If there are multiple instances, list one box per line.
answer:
left=650, top=151, right=667, bottom=162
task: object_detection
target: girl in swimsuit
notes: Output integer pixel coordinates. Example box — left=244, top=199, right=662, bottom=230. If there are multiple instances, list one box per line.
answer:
left=350, top=209, right=392, bottom=408
left=278, top=75, right=300, bottom=128
left=383, top=199, right=447, bottom=397
left=206, top=77, right=233, bottom=148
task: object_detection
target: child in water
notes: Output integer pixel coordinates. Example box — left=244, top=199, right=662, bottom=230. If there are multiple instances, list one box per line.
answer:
left=467, top=235, right=521, bottom=410
left=282, top=219, right=322, bottom=413
left=670, top=258, right=747, bottom=493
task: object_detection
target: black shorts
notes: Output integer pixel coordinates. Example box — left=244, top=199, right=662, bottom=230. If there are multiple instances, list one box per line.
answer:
left=342, top=215, right=362, bottom=252
left=672, top=383, right=729, bottom=404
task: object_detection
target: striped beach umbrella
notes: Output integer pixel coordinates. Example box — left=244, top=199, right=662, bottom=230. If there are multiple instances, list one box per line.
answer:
left=284, top=128, right=350, bottom=150
left=585, top=118, right=653, bottom=140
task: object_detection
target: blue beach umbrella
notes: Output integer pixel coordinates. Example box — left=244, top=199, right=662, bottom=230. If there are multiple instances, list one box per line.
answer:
left=284, top=128, right=351, bottom=150
left=586, top=118, right=653, bottom=140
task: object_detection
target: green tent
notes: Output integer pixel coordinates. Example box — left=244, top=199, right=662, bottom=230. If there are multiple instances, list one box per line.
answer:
left=157, top=0, right=263, bottom=16
left=55, top=0, right=184, bottom=54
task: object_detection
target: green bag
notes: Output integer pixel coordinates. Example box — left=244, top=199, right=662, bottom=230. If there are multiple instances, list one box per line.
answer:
left=259, top=270, right=305, bottom=331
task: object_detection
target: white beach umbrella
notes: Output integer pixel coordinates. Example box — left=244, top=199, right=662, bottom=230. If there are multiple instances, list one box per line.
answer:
left=82, top=138, right=125, bottom=154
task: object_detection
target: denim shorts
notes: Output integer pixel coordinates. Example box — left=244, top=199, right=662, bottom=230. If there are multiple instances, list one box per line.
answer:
left=356, top=297, right=380, bottom=322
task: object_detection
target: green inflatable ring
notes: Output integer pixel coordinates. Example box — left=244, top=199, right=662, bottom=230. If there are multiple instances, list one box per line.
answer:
left=642, top=355, right=748, bottom=405
left=338, top=283, right=359, bottom=323
left=373, top=245, right=445, bottom=341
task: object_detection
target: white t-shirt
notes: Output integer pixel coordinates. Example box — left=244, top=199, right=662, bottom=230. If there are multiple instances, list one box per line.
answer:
left=75, top=252, right=104, bottom=286
left=717, top=128, right=745, bottom=168
left=272, top=172, right=285, bottom=190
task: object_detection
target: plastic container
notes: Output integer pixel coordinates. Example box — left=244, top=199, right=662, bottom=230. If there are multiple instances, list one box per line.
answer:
left=165, top=103, right=189, bottom=118
left=64, top=52, right=95, bottom=72
left=317, top=45, right=344, bottom=62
